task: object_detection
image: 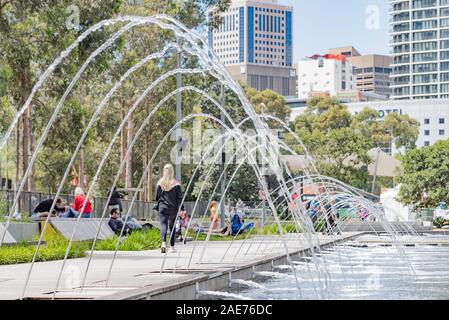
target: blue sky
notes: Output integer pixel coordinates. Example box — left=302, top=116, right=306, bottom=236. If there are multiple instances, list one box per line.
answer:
left=279, top=0, right=390, bottom=61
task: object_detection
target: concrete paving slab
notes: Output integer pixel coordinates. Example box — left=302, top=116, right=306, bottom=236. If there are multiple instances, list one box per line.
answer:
left=0, top=233, right=363, bottom=300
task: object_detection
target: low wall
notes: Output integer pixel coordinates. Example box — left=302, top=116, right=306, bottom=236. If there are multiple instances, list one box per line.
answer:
left=339, top=221, right=432, bottom=233
left=1, top=222, right=40, bottom=242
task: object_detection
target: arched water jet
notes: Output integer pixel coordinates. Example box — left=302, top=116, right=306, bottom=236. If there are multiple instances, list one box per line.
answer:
left=0, top=13, right=424, bottom=301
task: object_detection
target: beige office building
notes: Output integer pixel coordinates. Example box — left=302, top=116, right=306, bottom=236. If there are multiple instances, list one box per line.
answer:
left=329, top=46, right=393, bottom=98
left=208, top=0, right=296, bottom=96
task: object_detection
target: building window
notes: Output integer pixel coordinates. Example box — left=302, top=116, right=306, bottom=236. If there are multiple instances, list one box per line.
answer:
left=424, top=118, right=430, bottom=125
left=440, top=129, right=445, bottom=136
left=439, top=118, right=445, bottom=124
left=424, top=141, right=430, bottom=146
left=424, top=130, right=430, bottom=136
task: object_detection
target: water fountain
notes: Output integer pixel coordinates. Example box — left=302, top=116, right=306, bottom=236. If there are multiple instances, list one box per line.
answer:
left=0, top=14, right=445, bottom=301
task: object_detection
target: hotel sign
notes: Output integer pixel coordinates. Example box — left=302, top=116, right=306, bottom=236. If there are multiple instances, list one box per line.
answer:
left=377, top=108, right=403, bottom=118
left=354, top=107, right=404, bottom=119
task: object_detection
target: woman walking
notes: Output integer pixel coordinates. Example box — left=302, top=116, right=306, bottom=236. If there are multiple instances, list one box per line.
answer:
left=155, top=163, right=184, bottom=253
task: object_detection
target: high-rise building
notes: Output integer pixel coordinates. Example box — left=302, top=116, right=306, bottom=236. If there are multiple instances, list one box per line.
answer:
left=390, top=0, right=449, bottom=100
left=297, top=54, right=357, bottom=100
left=208, top=0, right=296, bottom=96
left=329, top=46, right=392, bottom=98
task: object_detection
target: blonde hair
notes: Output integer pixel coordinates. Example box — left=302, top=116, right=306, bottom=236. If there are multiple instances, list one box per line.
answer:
left=210, top=201, right=218, bottom=218
left=74, top=187, right=84, bottom=196
left=158, top=163, right=175, bottom=191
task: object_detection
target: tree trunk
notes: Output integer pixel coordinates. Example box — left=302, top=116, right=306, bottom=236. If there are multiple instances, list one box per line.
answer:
left=125, top=111, right=133, bottom=190
left=21, top=67, right=32, bottom=192
left=143, top=136, right=148, bottom=201
left=120, top=105, right=126, bottom=187
left=79, top=147, right=85, bottom=189
left=147, top=158, right=153, bottom=202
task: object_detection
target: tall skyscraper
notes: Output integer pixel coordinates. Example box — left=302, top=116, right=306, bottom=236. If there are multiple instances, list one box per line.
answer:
left=390, top=0, right=449, bottom=100
left=329, top=46, right=392, bottom=98
left=208, top=0, right=296, bottom=96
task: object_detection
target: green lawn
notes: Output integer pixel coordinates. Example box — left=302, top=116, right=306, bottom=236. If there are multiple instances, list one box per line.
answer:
left=0, top=229, right=161, bottom=265
left=0, top=222, right=303, bottom=265
left=94, top=228, right=161, bottom=251
left=0, top=234, right=89, bottom=265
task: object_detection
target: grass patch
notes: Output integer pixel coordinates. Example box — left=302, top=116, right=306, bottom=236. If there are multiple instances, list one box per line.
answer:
left=0, top=221, right=307, bottom=266
left=185, top=222, right=301, bottom=241
left=0, top=233, right=88, bottom=265
left=256, top=222, right=300, bottom=235
left=187, top=231, right=250, bottom=241
left=94, top=228, right=161, bottom=251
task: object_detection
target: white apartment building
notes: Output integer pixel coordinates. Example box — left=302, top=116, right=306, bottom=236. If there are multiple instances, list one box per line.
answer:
left=290, top=99, right=449, bottom=151
left=208, top=0, right=296, bottom=96
left=297, top=55, right=357, bottom=100
left=390, top=0, right=449, bottom=99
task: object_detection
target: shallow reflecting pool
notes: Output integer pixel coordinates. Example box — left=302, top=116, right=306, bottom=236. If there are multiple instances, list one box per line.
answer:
left=202, top=235, right=449, bottom=300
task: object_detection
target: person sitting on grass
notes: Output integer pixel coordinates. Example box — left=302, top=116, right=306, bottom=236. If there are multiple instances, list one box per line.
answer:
left=108, top=208, right=152, bottom=236
left=108, top=208, right=131, bottom=236
left=209, top=201, right=230, bottom=235
left=230, top=208, right=254, bottom=236
left=175, top=211, right=189, bottom=242
left=71, top=187, right=92, bottom=218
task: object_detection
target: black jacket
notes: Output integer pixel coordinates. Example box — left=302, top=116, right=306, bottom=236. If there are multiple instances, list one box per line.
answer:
left=155, top=182, right=184, bottom=214
left=108, top=218, right=129, bottom=236
left=107, top=190, right=123, bottom=206
left=34, top=199, right=66, bottom=214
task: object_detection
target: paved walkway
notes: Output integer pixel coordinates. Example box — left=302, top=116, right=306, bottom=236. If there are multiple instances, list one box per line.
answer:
left=0, top=233, right=361, bottom=300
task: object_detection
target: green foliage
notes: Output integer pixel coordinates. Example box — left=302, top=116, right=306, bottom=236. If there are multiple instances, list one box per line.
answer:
left=0, top=0, right=231, bottom=197
left=244, top=85, right=291, bottom=127
left=288, top=97, right=420, bottom=192
left=94, top=228, right=161, bottom=251
left=398, top=139, right=449, bottom=208
left=0, top=192, right=8, bottom=216
left=0, top=233, right=88, bottom=265
left=257, top=222, right=299, bottom=235
left=433, top=217, right=445, bottom=229
left=191, top=85, right=290, bottom=201
left=314, top=218, right=326, bottom=233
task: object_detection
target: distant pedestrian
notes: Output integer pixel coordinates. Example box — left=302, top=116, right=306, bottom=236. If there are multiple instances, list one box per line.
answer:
left=108, top=186, right=124, bottom=214
left=155, top=163, right=184, bottom=254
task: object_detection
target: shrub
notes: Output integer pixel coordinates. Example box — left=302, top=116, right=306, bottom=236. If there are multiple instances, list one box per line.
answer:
left=433, top=217, right=445, bottom=229
left=94, top=228, right=161, bottom=251
left=0, top=233, right=88, bottom=265
left=314, top=218, right=326, bottom=233
left=257, top=222, right=300, bottom=235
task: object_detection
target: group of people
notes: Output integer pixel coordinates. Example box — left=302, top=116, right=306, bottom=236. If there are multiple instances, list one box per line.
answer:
left=31, top=162, right=255, bottom=255
left=208, top=200, right=254, bottom=236
left=289, top=193, right=341, bottom=235
left=31, top=187, right=92, bottom=220
left=31, top=185, right=150, bottom=236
